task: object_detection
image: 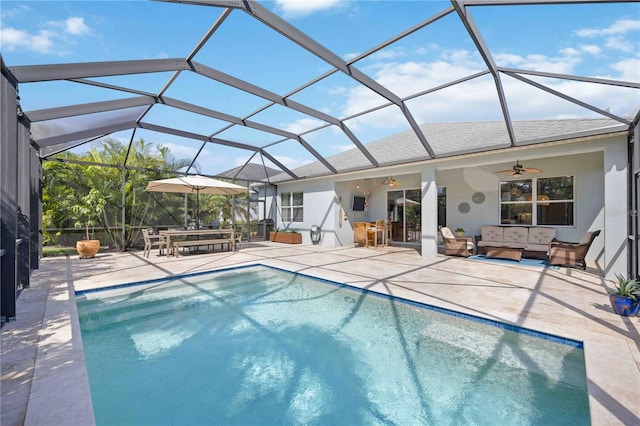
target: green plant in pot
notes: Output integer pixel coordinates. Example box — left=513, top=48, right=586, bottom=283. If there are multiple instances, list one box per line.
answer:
left=73, top=189, right=107, bottom=259
left=455, top=227, right=465, bottom=236
left=607, top=274, right=640, bottom=316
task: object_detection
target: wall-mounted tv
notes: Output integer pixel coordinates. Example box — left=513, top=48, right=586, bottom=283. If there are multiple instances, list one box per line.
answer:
left=352, top=195, right=366, bottom=211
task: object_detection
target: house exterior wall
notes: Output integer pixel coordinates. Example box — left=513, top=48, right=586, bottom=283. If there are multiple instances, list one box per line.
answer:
left=436, top=150, right=604, bottom=244
left=271, top=133, right=627, bottom=278
left=430, top=135, right=627, bottom=278
left=275, top=179, right=340, bottom=246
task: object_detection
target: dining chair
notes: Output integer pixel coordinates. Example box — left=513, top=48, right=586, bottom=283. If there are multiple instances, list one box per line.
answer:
left=366, top=219, right=386, bottom=248
left=142, top=228, right=166, bottom=258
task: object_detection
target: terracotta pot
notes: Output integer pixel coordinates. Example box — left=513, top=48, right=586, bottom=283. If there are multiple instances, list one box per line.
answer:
left=269, top=231, right=277, bottom=242
left=76, top=240, right=100, bottom=259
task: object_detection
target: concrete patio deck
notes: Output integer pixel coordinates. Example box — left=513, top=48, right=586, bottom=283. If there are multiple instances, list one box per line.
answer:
left=2, top=242, right=639, bottom=425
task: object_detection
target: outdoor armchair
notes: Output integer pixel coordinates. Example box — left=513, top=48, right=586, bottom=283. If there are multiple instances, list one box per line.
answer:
left=440, top=226, right=474, bottom=257
left=548, top=229, right=601, bottom=269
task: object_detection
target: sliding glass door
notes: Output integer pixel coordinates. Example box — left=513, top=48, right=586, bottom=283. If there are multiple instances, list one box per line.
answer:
left=387, top=189, right=421, bottom=244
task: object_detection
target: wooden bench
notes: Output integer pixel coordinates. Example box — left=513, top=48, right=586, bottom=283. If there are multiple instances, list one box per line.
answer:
left=172, top=238, right=234, bottom=257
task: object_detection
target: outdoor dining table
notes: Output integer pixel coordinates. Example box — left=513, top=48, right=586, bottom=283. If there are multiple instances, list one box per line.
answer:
left=159, top=229, right=236, bottom=256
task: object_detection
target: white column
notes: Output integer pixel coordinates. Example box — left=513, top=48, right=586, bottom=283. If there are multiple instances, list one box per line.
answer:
left=604, top=140, right=628, bottom=278
left=422, top=168, right=438, bottom=258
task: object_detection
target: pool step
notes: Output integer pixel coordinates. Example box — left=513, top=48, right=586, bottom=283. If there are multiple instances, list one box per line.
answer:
left=77, top=270, right=286, bottom=330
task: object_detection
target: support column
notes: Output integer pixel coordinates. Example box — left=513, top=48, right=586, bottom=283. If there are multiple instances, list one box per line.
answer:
left=604, top=140, right=629, bottom=278
left=421, top=168, right=438, bottom=258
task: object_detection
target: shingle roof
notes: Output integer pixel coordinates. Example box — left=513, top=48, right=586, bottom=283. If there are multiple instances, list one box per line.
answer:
left=270, top=117, right=628, bottom=182
left=217, top=162, right=280, bottom=183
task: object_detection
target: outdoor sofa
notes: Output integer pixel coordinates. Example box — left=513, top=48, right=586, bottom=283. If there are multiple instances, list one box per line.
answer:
left=475, top=225, right=557, bottom=260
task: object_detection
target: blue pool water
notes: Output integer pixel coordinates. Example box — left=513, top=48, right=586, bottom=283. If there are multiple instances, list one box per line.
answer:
left=76, top=265, right=589, bottom=425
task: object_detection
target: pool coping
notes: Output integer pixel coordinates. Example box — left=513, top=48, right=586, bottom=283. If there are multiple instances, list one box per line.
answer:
left=77, top=263, right=584, bottom=349
left=9, top=249, right=640, bottom=426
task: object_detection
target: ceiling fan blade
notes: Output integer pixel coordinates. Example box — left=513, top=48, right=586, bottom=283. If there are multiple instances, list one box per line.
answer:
left=496, top=169, right=514, bottom=174
left=522, top=167, right=542, bottom=173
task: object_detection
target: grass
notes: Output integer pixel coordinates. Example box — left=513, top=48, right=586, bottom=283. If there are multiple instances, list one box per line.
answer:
left=42, top=246, right=77, bottom=257
left=42, top=245, right=126, bottom=257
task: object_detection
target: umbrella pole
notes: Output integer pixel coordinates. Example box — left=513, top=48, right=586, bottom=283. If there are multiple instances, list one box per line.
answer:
left=196, top=189, right=200, bottom=230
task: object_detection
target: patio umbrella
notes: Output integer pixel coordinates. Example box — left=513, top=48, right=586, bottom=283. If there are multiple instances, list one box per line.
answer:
left=145, top=175, right=250, bottom=229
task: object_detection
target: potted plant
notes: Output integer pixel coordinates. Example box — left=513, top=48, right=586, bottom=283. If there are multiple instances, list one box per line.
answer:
left=273, top=229, right=302, bottom=244
left=607, top=274, right=640, bottom=316
left=455, top=227, right=465, bottom=236
left=73, top=189, right=107, bottom=259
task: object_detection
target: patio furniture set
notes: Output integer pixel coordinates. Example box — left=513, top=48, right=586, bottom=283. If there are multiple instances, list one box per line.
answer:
left=354, top=220, right=391, bottom=248
left=142, top=228, right=242, bottom=258
left=440, top=225, right=601, bottom=269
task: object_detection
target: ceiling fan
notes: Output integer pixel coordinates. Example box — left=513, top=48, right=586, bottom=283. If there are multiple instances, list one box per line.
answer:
left=381, top=176, right=402, bottom=187
left=496, top=160, right=542, bottom=176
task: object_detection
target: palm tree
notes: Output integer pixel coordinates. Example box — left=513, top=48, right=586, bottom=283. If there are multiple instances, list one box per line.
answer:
left=42, top=137, right=191, bottom=249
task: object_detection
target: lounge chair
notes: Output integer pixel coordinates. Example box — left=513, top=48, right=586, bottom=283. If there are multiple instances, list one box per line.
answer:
left=548, top=230, right=601, bottom=269
left=440, top=226, right=474, bottom=257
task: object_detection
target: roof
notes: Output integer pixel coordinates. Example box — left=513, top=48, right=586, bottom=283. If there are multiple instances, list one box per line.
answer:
left=217, top=162, right=281, bottom=183
left=269, top=116, right=630, bottom=182
left=2, top=0, right=638, bottom=183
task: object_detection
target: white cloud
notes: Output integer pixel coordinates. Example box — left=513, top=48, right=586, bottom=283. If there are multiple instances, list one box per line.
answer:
left=162, top=143, right=200, bottom=161
left=579, top=45, right=601, bottom=56
left=610, top=57, right=640, bottom=82
left=0, top=27, right=57, bottom=53
left=605, top=36, right=634, bottom=53
left=493, top=53, right=525, bottom=66
left=494, top=52, right=580, bottom=74
left=275, top=0, right=345, bottom=18
left=64, top=17, right=90, bottom=35
left=1, top=15, right=90, bottom=55
left=336, top=36, right=636, bottom=136
left=331, top=143, right=355, bottom=153
left=327, top=85, right=348, bottom=96
left=1, top=5, right=30, bottom=19
left=370, top=47, right=408, bottom=60
left=272, top=154, right=313, bottom=169
left=343, top=52, right=359, bottom=61
left=575, top=19, right=640, bottom=38
left=283, top=118, right=326, bottom=134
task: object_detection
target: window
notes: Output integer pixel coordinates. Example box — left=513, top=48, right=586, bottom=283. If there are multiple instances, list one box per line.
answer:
left=281, top=191, right=303, bottom=222
left=500, top=176, right=574, bottom=226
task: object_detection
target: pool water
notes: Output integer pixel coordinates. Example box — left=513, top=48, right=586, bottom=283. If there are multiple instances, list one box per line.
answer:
left=76, top=265, right=590, bottom=425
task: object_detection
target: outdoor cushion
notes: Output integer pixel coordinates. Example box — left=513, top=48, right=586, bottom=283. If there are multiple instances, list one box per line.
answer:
left=528, top=227, right=556, bottom=245
left=494, top=242, right=526, bottom=249
left=525, top=243, right=549, bottom=252
left=477, top=241, right=525, bottom=249
left=503, top=227, right=528, bottom=244
left=481, top=226, right=503, bottom=243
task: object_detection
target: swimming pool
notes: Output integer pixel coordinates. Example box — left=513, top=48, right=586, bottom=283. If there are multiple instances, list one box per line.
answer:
left=76, top=265, right=589, bottom=425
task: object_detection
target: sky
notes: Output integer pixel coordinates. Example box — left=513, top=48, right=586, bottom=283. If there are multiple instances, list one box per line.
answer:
left=1, top=0, right=639, bottom=176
